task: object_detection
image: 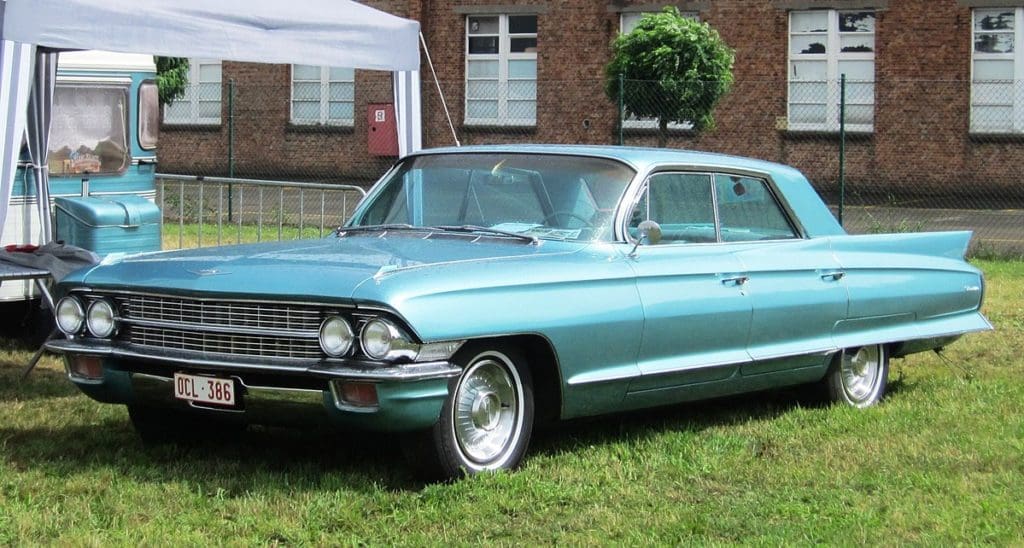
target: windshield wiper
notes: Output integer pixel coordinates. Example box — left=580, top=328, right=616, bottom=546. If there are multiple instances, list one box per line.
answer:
left=334, top=223, right=424, bottom=236
left=435, top=225, right=539, bottom=245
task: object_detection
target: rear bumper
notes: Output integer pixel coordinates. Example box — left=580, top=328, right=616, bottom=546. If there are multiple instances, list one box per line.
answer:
left=47, top=339, right=457, bottom=432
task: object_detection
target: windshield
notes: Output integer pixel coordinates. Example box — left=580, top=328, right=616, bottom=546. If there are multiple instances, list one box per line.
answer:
left=47, top=85, right=130, bottom=176
left=351, top=153, right=636, bottom=242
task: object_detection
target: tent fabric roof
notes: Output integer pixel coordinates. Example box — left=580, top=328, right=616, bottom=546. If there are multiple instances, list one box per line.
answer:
left=2, top=0, right=420, bottom=71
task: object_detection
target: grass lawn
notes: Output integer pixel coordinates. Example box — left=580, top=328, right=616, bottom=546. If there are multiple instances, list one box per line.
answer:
left=0, top=260, right=1021, bottom=544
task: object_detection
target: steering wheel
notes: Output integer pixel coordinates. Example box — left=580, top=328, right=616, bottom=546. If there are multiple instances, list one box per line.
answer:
left=541, top=210, right=595, bottom=228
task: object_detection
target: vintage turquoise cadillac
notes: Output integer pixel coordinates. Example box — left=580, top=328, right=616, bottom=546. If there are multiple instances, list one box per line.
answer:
left=46, top=145, right=990, bottom=479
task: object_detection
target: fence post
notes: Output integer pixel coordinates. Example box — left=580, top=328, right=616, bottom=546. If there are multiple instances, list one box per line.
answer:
left=227, top=79, right=235, bottom=222
left=838, top=73, right=846, bottom=227
left=618, top=74, right=624, bottom=146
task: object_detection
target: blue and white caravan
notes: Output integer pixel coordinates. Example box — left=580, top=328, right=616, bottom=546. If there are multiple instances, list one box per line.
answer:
left=2, top=50, right=159, bottom=304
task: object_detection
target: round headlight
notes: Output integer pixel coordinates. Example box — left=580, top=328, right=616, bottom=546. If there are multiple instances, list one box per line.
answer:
left=56, top=296, right=85, bottom=335
left=86, top=299, right=117, bottom=338
left=319, top=316, right=354, bottom=357
left=360, top=319, right=397, bottom=360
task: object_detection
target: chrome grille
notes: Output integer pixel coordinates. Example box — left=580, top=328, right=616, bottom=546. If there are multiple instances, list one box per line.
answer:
left=124, top=325, right=322, bottom=359
left=108, top=293, right=330, bottom=360
left=115, top=295, right=322, bottom=331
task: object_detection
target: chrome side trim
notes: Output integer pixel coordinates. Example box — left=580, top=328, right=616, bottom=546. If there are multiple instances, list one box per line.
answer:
left=46, top=339, right=461, bottom=382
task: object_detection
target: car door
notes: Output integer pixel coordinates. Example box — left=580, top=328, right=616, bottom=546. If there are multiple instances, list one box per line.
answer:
left=712, top=174, right=849, bottom=374
left=625, top=172, right=753, bottom=392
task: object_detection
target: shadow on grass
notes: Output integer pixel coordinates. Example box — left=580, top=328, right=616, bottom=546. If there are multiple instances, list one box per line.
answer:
left=0, top=361, right=77, bottom=401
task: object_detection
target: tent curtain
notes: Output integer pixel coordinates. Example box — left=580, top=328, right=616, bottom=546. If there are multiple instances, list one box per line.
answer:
left=393, top=70, right=422, bottom=157
left=0, top=37, right=34, bottom=243
left=25, top=49, right=57, bottom=243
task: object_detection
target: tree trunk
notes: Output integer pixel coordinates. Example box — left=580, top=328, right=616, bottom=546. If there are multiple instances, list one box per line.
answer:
left=658, top=118, right=669, bottom=148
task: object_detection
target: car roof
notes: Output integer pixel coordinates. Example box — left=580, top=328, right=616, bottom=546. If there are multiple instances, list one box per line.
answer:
left=412, top=144, right=803, bottom=177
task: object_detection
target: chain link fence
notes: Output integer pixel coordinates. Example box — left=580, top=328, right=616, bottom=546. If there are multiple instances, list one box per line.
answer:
left=157, top=76, right=1024, bottom=256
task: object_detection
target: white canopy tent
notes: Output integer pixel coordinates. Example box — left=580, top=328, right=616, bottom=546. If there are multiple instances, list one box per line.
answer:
left=0, top=0, right=422, bottom=242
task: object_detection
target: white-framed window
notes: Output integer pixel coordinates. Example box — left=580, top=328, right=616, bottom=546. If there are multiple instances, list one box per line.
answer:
left=465, top=14, right=537, bottom=126
left=971, top=8, right=1024, bottom=133
left=291, top=65, right=355, bottom=126
left=619, top=11, right=699, bottom=130
left=788, top=10, right=875, bottom=132
left=163, top=59, right=222, bottom=125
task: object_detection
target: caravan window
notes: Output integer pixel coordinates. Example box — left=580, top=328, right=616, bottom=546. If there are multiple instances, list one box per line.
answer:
left=48, top=85, right=130, bottom=176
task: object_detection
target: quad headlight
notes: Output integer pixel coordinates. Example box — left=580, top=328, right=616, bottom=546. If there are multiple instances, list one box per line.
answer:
left=319, top=315, right=355, bottom=357
left=86, top=299, right=117, bottom=338
left=56, top=296, right=85, bottom=335
left=360, top=318, right=420, bottom=361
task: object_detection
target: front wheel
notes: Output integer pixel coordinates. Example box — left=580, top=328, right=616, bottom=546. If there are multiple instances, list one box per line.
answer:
left=403, top=344, right=534, bottom=480
left=824, top=344, right=889, bottom=408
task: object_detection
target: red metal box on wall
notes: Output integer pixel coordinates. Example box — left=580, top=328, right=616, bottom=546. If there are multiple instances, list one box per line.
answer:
left=367, top=103, right=398, bottom=157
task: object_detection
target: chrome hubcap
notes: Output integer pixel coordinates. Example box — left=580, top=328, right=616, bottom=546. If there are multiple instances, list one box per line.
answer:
left=454, top=357, right=520, bottom=465
left=841, top=345, right=882, bottom=404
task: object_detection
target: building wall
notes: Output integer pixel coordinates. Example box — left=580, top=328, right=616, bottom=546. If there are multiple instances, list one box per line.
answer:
left=158, top=0, right=1022, bottom=198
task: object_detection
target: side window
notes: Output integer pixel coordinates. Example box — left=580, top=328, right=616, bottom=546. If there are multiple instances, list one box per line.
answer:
left=629, top=173, right=716, bottom=243
left=714, top=175, right=797, bottom=241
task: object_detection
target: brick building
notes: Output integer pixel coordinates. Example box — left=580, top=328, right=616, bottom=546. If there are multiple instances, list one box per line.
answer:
left=158, top=0, right=1024, bottom=201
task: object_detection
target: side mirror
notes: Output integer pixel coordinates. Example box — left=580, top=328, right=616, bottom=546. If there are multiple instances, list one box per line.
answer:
left=629, top=220, right=662, bottom=257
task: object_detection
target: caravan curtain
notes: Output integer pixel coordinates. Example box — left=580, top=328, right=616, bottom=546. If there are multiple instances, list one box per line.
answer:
left=393, top=70, right=423, bottom=157
left=25, top=49, right=57, bottom=243
left=0, top=35, right=34, bottom=242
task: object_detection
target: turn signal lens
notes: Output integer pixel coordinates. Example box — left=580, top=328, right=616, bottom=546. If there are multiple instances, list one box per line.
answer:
left=86, top=299, right=117, bottom=338
left=319, top=316, right=354, bottom=357
left=56, top=296, right=85, bottom=335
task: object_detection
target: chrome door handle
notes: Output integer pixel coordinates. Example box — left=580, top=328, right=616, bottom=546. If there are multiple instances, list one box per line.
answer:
left=821, top=271, right=845, bottom=281
left=721, top=275, right=749, bottom=286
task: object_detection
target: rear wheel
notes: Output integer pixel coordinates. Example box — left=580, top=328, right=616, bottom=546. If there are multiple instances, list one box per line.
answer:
left=824, top=344, right=889, bottom=408
left=403, top=343, right=534, bottom=480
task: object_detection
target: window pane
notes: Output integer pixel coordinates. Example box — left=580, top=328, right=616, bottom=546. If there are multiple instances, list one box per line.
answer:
left=622, top=13, right=646, bottom=34
left=843, top=105, right=874, bottom=125
left=973, top=82, right=1014, bottom=105
left=138, top=81, right=159, bottom=150
left=328, top=82, right=354, bottom=101
left=974, top=59, right=1014, bottom=80
left=468, top=60, right=499, bottom=77
left=48, top=86, right=129, bottom=175
left=975, top=10, right=1015, bottom=31
left=508, top=15, right=537, bottom=34
left=329, top=67, right=354, bottom=81
left=642, top=173, right=715, bottom=243
left=838, top=59, right=874, bottom=80
left=507, top=100, right=536, bottom=120
left=199, top=63, right=222, bottom=83
left=508, top=59, right=537, bottom=78
left=466, top=100, right=498, bottom=119
left=715, top=175, right=795, bottom=241
left=510, top=37, right=537, bottom=53
left=467, top=80, right=499, bottom=99
left=839, top=12, right=875, bottom=33
left=293, top=82, right=320, bottom=101
left=198, top=101, right=220, bottom=119
left=975, top=33, right=1014, bottom=54
left=198, top=82, right=221, bottom=101
left=790, top=104, right=827, bottom=124
left=468, top=16, right=499, bottom=35
left=328, top=102, right=354, bottom=120
left=788, top=82, right=827, bottom=103
left=164, top=102, right=189, bottom=123
left=972, top=105, right=1014, bottom=131
left=790, top=60, right=827, bottom=80
left=508, top=80, right=537, bottom=99
left=791, top=35, right=827, bottom=55
left=791, top=11, right=828, bottom=33
left=846, top=82, right=874, bottom=104
left=292, top=101, right=320, bottom=120
left=293, top=64, right=321, bottom=80
left=469, top=36, right=499, bottom=54
left=840, top=34, right=874, bottom=53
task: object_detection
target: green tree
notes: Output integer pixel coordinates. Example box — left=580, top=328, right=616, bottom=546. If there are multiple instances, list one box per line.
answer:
left=606, top=8, right=734, bottom=147
left=154, top=57, right=190, bottom=106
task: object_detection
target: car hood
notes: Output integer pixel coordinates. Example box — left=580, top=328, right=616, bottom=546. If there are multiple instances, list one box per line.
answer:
left=72, top=233, right=583, bottom=301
